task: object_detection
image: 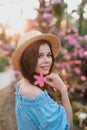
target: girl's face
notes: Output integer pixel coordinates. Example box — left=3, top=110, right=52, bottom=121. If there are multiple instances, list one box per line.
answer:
left=35, top=43, right=52, bottom=75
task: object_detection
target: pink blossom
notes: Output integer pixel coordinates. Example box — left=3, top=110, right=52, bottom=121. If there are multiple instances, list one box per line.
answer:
left=45, top=6, right=51, bottom=12
left=77, top=49, right=84, bottom=58
left=64, top=55, right=71, bottom=60
left=58, top=30, right=65, bottom=38
left=9, top=64, right=13, bottom=69
left=70, top=88, right=75, bottom=93
left=69, top=38, right=78, bottom=45
left=67, top=29, right=71, bottom=33
left=80, top=93, right=84, bottom=97
left=34, top=73, right=47, bottom=88
left=53, top=0, right=62, bottom=4
left=83, top=51, right=87, bottom=57
left=81, top=89, right=86, bottom=93
left=71, top=27, right=78, bottom=33
left=3, top=50, right=9, bottom=55
left=84, top=35, right=87, bottom=40
left=62, top=69, right=66, bottom=76
left=74, top=60, right=81, bottom=65
left=66, top=84, right=70, bottom=89
left=61, top=49, right=68, bottom=55
left=74, top=67, right=81, bottom=74
left=80, top=75, right=87, bottom=81
left=66, top=64, right=71, bottom=71
left=5, top=44, right=11, bottom=49
left=43, top=13, right=52, bottom=19
left=54, top=62, right=64, bottom=68
left=39, top=0, right=44, bottom=3
left=64, top=35, right=71, bottom=41
left=75, top=43, right=81, bottom=49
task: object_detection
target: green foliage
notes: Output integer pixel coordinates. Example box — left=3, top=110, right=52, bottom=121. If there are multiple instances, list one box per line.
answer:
left=52, top=2, right=67, bottom=28
left=52, top=2, right=67, bottom=17
left=81, top=20, right=87, bottom=35
left=0, top=55, right=9, bottom=72
left=73, top=115, right=80, bottom=126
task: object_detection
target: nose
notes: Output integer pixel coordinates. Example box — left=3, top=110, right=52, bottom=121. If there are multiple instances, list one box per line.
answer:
left=43, top=56, right=50, bottom=62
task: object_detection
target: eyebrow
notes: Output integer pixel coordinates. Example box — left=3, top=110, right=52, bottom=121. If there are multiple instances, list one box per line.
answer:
left=38, top=52, right=51, bottom=54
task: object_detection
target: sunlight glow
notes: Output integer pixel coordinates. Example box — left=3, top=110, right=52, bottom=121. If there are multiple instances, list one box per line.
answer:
left=0, top=0, right=39, bottom=34
left=0, top=0, right=86, bottom=35
left=64, top=0, right=82, bottom=13
left=84, top=4, right=87, bottom=19
left=72, top=12, right=79, bottom=20
left=20, top=0, right=39, bottom=19
left=5, top=18, right=25, bottom=35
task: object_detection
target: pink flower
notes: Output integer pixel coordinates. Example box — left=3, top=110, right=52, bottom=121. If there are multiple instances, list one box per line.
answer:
left=43, top=13, right=52, bottom=19
left=45, top=6, right=51, bottom=12
left=80, top=93, right=84, bottom=97
left=53, top=0, right=62, bottom=4
left=80, top=76, right=87, bottom=81
left=70, top=88, right=75, bottom=93
left=34, top=73, right=47, bottom=88
left=84, top=35, right=87, bottom=40
left=74, top=67, right=81, bottom=74
left=74, top=60, right=81, bottom=65
left=69, top=38, right=78, bottom=45
left=3, top=50, right=9, bottom=55
left=54, top=62, right=64, bottom=68
left=39, top=0, right=44, bottom=3
left=77, top=49, right=84, bottom=58
left=72, top=27, right=78, bottom=33
left=66, top=84, right=69, bottom=89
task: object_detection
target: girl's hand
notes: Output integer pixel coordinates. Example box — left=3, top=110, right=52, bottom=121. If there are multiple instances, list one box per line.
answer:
left=45, top=73, right=67, bottom=93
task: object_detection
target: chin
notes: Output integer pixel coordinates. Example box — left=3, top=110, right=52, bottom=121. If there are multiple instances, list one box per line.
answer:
left=43, top=71, right=49, bottom=76
left=35, top=70, right=50, bottom=75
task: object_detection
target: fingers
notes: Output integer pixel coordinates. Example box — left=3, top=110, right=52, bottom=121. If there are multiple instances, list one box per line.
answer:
left=45, top=73, right=59, bottom=87
left=45, top=74, right=53, bottom=80
left=46, top=73, right=58, bottom=79
left=45, top=73, right=67, bottom=92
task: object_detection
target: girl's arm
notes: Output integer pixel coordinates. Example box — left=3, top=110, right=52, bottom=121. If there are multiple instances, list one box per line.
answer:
left=46, top=73, right=73, bottom=130
left=60, top=87, right=73, bottom=130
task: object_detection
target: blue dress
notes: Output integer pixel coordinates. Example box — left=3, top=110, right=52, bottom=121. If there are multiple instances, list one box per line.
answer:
left=15, top=84, right=70, bottom=130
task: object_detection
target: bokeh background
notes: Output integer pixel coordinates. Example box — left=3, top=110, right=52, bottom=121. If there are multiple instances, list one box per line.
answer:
left=0, top=0, right=87, bottom=130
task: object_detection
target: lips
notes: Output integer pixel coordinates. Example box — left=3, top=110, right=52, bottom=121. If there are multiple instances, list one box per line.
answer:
left=41, top=65, right=50, bottom=70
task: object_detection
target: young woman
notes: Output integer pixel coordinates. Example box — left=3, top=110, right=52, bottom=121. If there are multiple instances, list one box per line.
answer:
left=12, top=30, right=73, bottom=130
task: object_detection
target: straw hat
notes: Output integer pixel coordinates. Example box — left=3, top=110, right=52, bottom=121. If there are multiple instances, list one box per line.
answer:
left=12, top=30, right=61, bottom=71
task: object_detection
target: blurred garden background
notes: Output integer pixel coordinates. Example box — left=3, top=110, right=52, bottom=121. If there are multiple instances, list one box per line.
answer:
left=0, top=0, right=87, bottom=130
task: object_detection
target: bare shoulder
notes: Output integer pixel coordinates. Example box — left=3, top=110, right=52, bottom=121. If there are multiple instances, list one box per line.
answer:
left=18, top=78, right=43, bottom=98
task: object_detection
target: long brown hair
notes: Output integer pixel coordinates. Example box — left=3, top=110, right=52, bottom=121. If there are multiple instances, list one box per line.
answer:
left=20, top=40, right=59, bottom=102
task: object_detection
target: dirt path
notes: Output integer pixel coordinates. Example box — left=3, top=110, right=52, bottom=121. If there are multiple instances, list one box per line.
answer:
left=0, top=84, right=17, bottom=130
left=0, top=69, right=15, bottom=91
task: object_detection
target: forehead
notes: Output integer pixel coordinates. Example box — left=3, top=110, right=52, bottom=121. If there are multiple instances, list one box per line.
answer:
left=39, top=43, right=51, bottom=53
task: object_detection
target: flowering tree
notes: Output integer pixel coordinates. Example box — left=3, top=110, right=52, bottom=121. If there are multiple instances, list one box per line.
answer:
left=36, top=1, right=87, bottom=125
left=36, top=1, right=87, bottom=102
left=55, top=27, right=87, bottom=102
left=0, top=25, right=15, bottom=71
left=35, top=0, right=53, bottom=32
left=35, top=0, right=66, bottom=32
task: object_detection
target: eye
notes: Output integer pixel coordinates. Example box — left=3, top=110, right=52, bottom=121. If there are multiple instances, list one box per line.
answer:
left=47, top=53, right=52, bottom=57
left=38, top=54, right=43, bottom=58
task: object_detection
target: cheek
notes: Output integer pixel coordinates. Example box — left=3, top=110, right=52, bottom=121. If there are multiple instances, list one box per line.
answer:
left=35, top=61, right=41, bottom=72
left=36, top=59, right=41, bottom=67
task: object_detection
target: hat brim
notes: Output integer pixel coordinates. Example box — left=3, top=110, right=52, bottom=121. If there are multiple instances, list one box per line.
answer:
left=12, top=34, right=61, bottom=71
